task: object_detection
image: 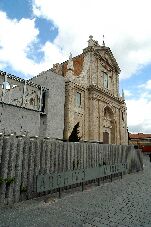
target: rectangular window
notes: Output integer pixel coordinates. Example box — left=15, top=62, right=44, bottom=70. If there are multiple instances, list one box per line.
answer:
left=76, top=92, right=81, bottom=107
left=122, top=112, right=124, bottom=121
left=103, top=72, right=108, bottom=89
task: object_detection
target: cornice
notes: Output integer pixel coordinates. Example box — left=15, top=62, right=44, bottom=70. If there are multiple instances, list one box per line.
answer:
left=88, top=85, right=125, bottom=104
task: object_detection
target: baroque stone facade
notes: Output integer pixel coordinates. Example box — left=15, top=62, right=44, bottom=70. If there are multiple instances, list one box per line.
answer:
left=52, top=36, right=128, bottom=144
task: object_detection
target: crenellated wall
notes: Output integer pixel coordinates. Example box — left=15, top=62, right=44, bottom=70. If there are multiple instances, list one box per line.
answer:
left=0, top=70, right=65, bottom=139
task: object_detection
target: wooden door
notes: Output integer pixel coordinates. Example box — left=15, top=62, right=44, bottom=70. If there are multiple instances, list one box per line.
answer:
left=103, top=132, right=109, bottom=144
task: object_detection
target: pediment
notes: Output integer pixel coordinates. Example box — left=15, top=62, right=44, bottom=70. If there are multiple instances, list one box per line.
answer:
left=94, top=46, right=121, bottom=73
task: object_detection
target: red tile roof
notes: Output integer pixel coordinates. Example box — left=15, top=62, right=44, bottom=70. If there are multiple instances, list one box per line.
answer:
left=129, top=133, right=151, bottom=139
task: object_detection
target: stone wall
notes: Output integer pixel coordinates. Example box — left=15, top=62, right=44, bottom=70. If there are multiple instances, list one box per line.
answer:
left=0, top=70, right=65, bottom=139
left=30, top=70, right=65, bottom=139
left=0, top=71, right=43, bottom=111
left=0, top=135, right=143, bottom=206
left=0, top=102, right=40, bottom=136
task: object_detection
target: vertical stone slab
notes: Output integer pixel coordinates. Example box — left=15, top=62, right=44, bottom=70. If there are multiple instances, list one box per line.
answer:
left=60, top=142, right=64, bottom=172
left=67, top=142, right=71, bottom=170
left=124, top=145, right=127, bottom=163
left=63, top=142, right=68, bottom=172
left=70, top=142, right=74, bottom=170
left=118, top=145, right=122, bottom=163
left=50, top=141, right=55, bottom=173
left=107, top=144, right=110, bottom=164
left=86, top=142, right=89, bottom=168
left=73, top=142, right=78, bottom=170
left=34, top=138, right=41, bottom=175
left=58, top=142, right=63, bottom=173
left=33, top=138, right=41, bottom=195
left=95, top=143, right=99, bottom=167
left=20, top=137, right=30, bottom=201
left=27, top=138, right=35, bottom=199
left=40, top=139, right=46, bottom=174
left=83, top=142, right=87, bottom=169
left=45, top=139, right=51, bottom=174
left=114, top=145, right=118, bottom=163
left=116, top=145, right=120, bottom=163
left=87, top=142, right=91, bottom=168
left=85, top=142, right=88, bottom=168
left=54, top=141, right=59, bottom=173
left=121, top=145, right=124, bottom=163
left=0, top=134, right=3, bottom=165
left=78, top=142, right=82, bottom=169
left=13, top=137, right=24, bottom=203
left=110, top=144, right=114, bottom=164
left=7, top=136, right=17, bottom=205
left=95, top=143, right=98, bottom=167
left=98, top=144, right=103, bottom=165
left=0, top=136, right=10, bottom=205
left=103, top=144, right=107, bottom=164
left=90, top=143, right=93, bottom=168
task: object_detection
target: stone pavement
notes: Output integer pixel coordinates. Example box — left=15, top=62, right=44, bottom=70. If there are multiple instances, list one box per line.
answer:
left=0, top=155, right=151, bottom=227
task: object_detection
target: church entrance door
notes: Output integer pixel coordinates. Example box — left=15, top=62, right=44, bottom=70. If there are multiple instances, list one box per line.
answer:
left=103, top=132, right=109, bottom=144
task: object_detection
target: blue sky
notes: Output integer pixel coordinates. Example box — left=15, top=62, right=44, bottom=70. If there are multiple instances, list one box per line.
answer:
left=0, top=0, right=151, bottom=133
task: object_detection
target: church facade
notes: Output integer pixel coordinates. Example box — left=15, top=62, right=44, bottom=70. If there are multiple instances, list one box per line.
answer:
left=52, top=36, right=128, bottom=144
left=0, top=36, right=128, bottom=144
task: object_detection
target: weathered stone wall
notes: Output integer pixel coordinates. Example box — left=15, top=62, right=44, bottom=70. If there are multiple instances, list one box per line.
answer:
left=0, top=70, right=65, bottom=140
left=53, top=36, right=128, bottom=144
left=0, top=102, right=40, bottom=136
left=0, top=135, right=143, bottom=206
left=30, top=70, right=65, bottom=139
left=0, top=71, right=42, bottom=111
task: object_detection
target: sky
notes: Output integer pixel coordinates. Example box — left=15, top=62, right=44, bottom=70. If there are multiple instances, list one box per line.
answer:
left=0, top=0, right=151, bottom=134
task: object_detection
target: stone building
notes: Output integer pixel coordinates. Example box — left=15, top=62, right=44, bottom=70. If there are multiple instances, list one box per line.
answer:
left=52, top=36, right=128, bottom=144
left=129, top=133, right=151, bottom=147
left=0, top=70, right=65, bottom=139
left=0, top=36, right=128, bottom=144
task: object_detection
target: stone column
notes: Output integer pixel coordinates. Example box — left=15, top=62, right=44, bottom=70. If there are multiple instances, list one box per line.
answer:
left=83, top=89, right=89, bottom=140
left=117, top=108, right=121, bottom=144
left=64, top=82, right=75, bottom=140
left=89, top=97, right=99, bottom=141
left=99, top=103, right=104, bottom=142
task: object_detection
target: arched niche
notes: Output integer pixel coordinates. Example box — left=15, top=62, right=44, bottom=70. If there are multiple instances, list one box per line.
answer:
left=103, top=106, right=116, bottom=144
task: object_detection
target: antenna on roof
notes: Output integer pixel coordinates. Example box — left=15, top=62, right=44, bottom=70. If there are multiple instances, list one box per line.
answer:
left=102, top=35, right=105, bottom=46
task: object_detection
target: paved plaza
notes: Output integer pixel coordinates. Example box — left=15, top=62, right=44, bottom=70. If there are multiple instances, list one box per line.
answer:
left=0, top=155, right=151, bottom=227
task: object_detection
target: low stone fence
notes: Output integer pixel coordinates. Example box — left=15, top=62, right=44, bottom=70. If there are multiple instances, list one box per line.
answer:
left=0, top=135, right=143, bottom=206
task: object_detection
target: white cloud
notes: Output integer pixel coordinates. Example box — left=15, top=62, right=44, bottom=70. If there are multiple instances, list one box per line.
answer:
left=32, top=0, right=151, bottom=80
left=0, top=11, right=40, bottom=77
left=126, top=90, right=151, bottom=133
left=139, top=80, right=151, bottom=90
left=124, top=90, right=133, bottom=97
left=1, top=0, right=151, bottom=79
left=0, top=11, right=70, bottom=78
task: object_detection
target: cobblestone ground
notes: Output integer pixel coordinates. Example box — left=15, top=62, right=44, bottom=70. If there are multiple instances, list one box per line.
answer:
left=0, top=155, right=151, bottom=227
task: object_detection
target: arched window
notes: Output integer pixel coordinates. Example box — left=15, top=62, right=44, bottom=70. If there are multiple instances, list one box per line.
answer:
left=2, top=81, right=10, bottom=90
left=30, top=97, right=34, bottom=106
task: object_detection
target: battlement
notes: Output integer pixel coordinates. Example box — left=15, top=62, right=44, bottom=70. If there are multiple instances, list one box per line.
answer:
left=0, top=70, right=48, bottom=90
left=0, top=70, right=49, bottom=111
